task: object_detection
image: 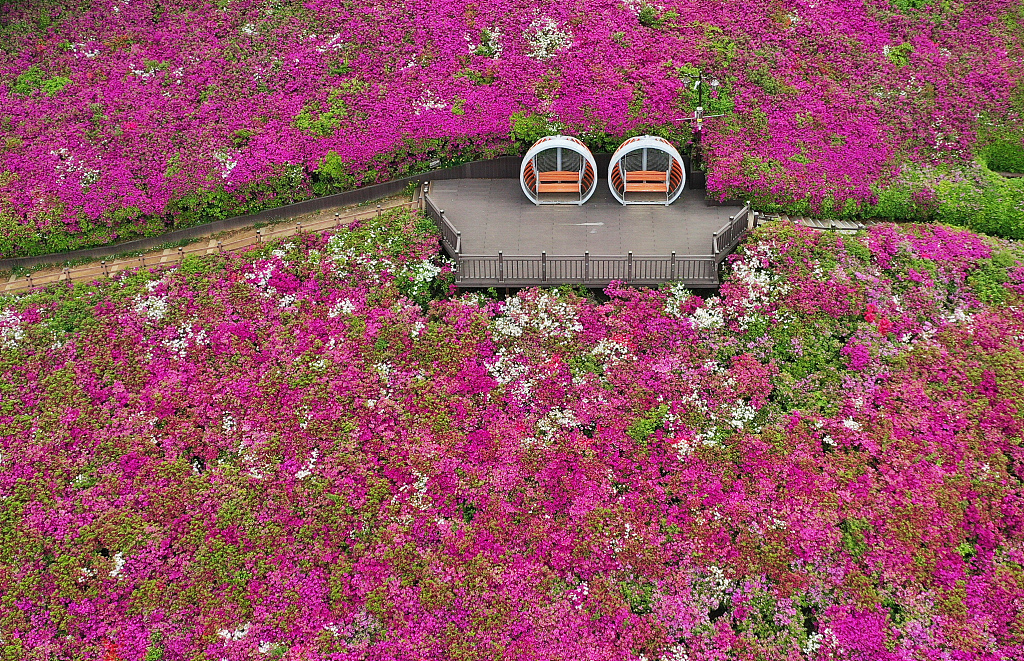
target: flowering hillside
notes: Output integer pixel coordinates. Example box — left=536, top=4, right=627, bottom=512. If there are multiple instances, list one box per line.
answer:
left=2, top=211, right=1023, bottom=659
left=1, top=0, right=1023, bottom=256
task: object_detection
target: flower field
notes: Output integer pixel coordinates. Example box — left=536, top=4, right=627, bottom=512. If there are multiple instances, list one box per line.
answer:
left=2, top=210, right=1024, bottom=659
left=1, top=0, right=1023, bottom=257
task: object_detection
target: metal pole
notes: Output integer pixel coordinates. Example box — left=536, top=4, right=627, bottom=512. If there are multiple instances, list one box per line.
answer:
left=498, top=251, right=504, bottom=283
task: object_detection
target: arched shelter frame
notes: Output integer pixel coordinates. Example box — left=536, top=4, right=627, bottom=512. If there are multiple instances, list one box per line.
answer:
left=520, top=135, right=598, bottom=205
left=608, top=136, right=686, bottom=206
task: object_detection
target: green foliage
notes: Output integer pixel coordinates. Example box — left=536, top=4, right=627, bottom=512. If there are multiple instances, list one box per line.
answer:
left=933, top=164, right=1024, bottom=240
left=293, top=79, right=369, bottom=137
left=637, top=5, right=678, bottom=29
left=890, top=0, right=932, bottom=12
left=886, top=42, right=914, bottom=67
left=968, top=250, right=1018, bottom=304
left=230, top=128, right=255, bottom=149
left=450, top=98, right=466, bottom=115
left=621, top=579, right=656, bottom=614
left=509, top=112, right=551, bottom=147
left=626, top=404, right=669, bottom=446
left=839, top=518, right=870, bottom=562
left=983, top=137, right=1024, bottom=173
left=473, top=29, right=500, bottom=58
left=313, top=150, right=357, bottom=196
left=13, top=66, right=71, bottom=97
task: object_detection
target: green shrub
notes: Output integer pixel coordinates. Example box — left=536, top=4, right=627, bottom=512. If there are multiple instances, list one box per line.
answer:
left=509, top=112, right=551, bottom=148
left=933, top=165, right=1024, bottom=240
left=968, top=250, right=1019, bottom=304
left=983, top=137, right=1024, bottom=173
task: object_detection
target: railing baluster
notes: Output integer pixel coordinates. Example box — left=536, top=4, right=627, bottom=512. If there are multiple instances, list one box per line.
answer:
left=627, top=252, right=633, bottom=283
left=498, top=251, right=504, bottom=283
left=584, top=251, right=590, bottom=284
left=541, top=252, right=547, bottom=282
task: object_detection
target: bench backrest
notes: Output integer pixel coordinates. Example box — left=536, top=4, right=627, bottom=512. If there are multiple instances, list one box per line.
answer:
left=624, top=170, right=668, bottom=182
left=537, top=170, right=580, bottom=183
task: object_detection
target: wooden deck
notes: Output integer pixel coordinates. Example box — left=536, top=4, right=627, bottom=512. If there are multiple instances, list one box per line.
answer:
left=424, top=179, right=749, bottom=288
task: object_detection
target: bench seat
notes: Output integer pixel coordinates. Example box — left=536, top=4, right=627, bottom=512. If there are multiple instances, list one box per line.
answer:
left=624, top=183, right=669, bottom=192
left=624, top=170, right=668, bottom=181
left=538, top=183, right=582, bottom=193
left=538, top=170, right=580, bottom=182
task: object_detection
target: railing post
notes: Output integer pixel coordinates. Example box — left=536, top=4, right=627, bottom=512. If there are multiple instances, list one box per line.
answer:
left=28, top=273, right=33, bottom=288
left=296, top=222, right=302, bottom=235
left=498, top=251, right=504, bottom=283
left=584, top=251, right=590, bottom=283
left=217, top=240, right=223, bottom=254
left=713, top=231, right=720, bottom=255
left=542, top=251, right=547, bottom=282
left=334, top=212, right=341, bottom=228
left=178, top=246, right=184, bottom=262
left=101, top=260, right=108, bottom=278
left=63, top=267, right=69, bottom=283
left=746, top=201, right=754, bottom=230
left=455, top=230, right=461, bottom=253
left=627, top=251, right=633, bottom=283
left=671, top=251, right=677, bottom=280
left=376, top=204, right=382, bottom=218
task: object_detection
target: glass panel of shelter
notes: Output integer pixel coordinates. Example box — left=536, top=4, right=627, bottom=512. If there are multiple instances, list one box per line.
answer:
left=535, top=148, right=581, bottom=174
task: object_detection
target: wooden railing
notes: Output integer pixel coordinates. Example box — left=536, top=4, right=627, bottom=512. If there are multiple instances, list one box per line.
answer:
left=3, top=199, right=418, bottom=294
left=712, top=201, right=752, bottom=262
left=421, top=191, right=752, bottom=288
left=423, top=185, right=462, bottom=257
left=456, top=252, right=718, bottom=286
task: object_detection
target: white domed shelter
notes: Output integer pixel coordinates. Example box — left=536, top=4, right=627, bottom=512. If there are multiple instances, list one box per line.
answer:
left=520, top=135, right=598, bottom=205
left=608, top=135, right=686, bottom=206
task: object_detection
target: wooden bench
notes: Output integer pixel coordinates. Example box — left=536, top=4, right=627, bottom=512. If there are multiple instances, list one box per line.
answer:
left=624, top=170, right=669, bottom=193
left=537, top=170, right=581, bottom=193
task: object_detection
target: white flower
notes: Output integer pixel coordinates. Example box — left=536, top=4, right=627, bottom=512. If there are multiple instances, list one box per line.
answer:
left=217, top=623, right=250, bottom=641
left=212, top=150, right=238, bottom=179
left=0, top=309, right=24, bottom=349
left=222, top=413, right=237, bottom=434
left=842, top=418, right=862, bottom=431
left=133, top=294, right=168, bottom=322
left=328, top=299, right=356, bottom=317
left=663, top=282, right=692, bottom=318
left=295, top=449, right=319, bottom=479
left=109, top=552, right=125, bottom=578
left=691, top=301, right=724, bottom=330
left=526, top=16, right=572, bottom=59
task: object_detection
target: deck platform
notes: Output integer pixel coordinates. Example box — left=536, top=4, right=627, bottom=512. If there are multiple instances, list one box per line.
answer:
left=424, top=179, right=748, bottom=288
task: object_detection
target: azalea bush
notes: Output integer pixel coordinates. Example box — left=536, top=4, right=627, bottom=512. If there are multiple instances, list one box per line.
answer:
left=2, top=208, right=1024, bottom=659
left=1, top=0, right=1023, bottom=257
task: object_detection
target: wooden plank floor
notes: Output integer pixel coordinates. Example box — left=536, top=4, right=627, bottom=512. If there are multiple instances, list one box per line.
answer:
left=426, top=179, right=742, bottom=257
